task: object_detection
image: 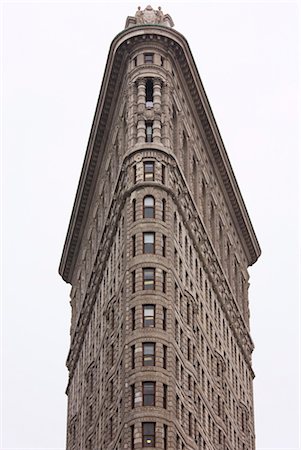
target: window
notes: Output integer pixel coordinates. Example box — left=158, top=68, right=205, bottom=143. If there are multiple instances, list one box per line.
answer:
left=162, top=235, right=166, bottom=256
left=143, top=381, right=155, bottom=406
left=163, top=307, right=167, bottom=330
left=162, top=164, right=166, bottom=184
left=162, top=198, right=166, bottom=221
left=144, top=161, right=155, bottom=181
left=143, top=196, right=155, bottom=218
left=131, top=384, right=135, bottom=408
left=163, top=384, right=168, bottom=409
left=131, top=425, right=135, bottom=450
left=132, top=270, right=136, bottom=293
left=132, top=235, right=136, bottom=257
left=162, top=270, right=167, bottom=293
left=163, top=424, right=168, bottom=450
left=144, top=53, right=154, bottom=64
left=163, top=344, right=167, bottom=369
left=143, top=342, right=155, bottom=366
left=142, top=422, right=155, bottom=447
left=143, top=268, right=155, bottom=290
left=133, top=164, right=137, bottom=184
left=145, top=121, right=153, bottom=143
left=143, top=232, right=155, bottom=253
left=131, top=307, right=135, bottom=330
left=132, top=199, right=136, bottom=222
left=146, top=79, right=154, bottom=107
left=131, top=345, right=135, bottom=369
left=143, top=304, right=155, bottom=327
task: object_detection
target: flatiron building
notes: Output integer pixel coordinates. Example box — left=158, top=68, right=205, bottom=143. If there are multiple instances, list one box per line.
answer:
left=59, top=6, right=261, bottom=450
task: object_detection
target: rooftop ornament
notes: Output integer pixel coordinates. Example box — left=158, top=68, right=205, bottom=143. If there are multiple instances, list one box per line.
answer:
left=125, top=5, right=174, bottom=28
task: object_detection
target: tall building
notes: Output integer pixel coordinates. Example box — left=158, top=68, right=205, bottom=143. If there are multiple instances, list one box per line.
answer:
left=59, top=6, right=261, bottom=450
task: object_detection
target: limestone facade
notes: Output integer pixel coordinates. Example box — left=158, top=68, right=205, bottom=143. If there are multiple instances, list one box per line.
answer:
left=59, top=7, right=261, bottom=450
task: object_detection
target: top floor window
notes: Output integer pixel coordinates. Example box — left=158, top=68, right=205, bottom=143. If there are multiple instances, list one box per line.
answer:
left=144, top=53, right=154, bottom=64
left=144, top=161, right=155, bottom=181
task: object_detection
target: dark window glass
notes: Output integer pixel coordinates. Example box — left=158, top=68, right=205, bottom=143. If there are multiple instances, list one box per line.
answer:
left=131, top=384, right=135, bottom=409
left=143, top=232, right=155, bottom=253
left=143, top=381, right=155, bottom=406
left=163, top=307, right=167, bottom=331
left=132, top=271, right=136, bottom=293
left=143, top=304, right=155, bottom=327
left=131, top=307, right=135, bottom=330
left=132, top=199, right=136, bottom=222
left=162, top=270, right=167, bottom=293
left=163, top=345, right=167, bottom=369
left=162, top=164, right=166, bottom=184
left=131, top=425, right=135, bottom=450
left=143, top=196, right=155, bottom=218
left=144, top=53, right=154, bottom=64
left=142, top=422, right=155, bottom=447
left=163, top=384, right=167, bottom=409
left=163, top=424, right=167, bottom=450
left=132, top=235, right=136, bottom=257
left=133, top=164, right=137, bottom=184
left=144, top=161, right=155, bottom=181
left=162, top=235, right=166, bottom=257
left=162, top=199, right=166, bottom=221
left=143, top=342, right=155, bottom=366
left=143, top=268, right=155, bottom=290
left=146, top=79, right=154, bottom=107
left=131, top=345, right=135, bottom=369
left=145, top=121, right=153, bottom=143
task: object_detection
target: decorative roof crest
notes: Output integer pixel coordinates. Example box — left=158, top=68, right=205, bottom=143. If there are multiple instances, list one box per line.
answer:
left=125, top=5, right=174, bottom=28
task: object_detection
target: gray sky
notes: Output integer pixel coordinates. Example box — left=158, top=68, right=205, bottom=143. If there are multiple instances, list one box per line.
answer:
left=2, top=1, right=299, bottom=449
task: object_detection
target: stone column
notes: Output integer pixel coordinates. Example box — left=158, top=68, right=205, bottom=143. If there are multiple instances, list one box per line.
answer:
left=137, top=79, right=146, bottom=143
left=153, top=78, right=162, bottom=143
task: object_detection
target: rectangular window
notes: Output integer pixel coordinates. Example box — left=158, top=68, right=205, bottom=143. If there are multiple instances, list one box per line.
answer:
left=162, top=199, right=166, bottom=221
left=163, top=307, right=167, bottom=330
left=145, top=121, right=153, bottom=143
left=162, top=235, right=166, bottom=257
left=143, top=304, right=155, bottom=327
left=163, top=384, right=168, bottom=409
left=132, top=199, right=136, bottom=222
left=143, top=232, right=155, bottom=253
left=132, top=270, right=136, bottom=293
left=143, top=422, right=155, bottom=447
left=163, top=424, right=168, bottom=450
left=146, top=79, right=154, bottom=107
left=133, top=164, right=137, bottom=184
left=143, top=342, right=155, bottom=366
left=131, top=345, right=135, bottom=369
left=144, top=161, right=155, bottom=181
left=143, top=268, right=155, bottom=290
left=131, top=384, right=135, bottom=409
left=163, top=344, right=167, bottom=369
left=162, top=270, right=167, bottom=293
left=144, top=53, right=154, bottom=64
left=162, top=164, right=166, bottom=184
left=143, top=381, right=156, bottom=406
left=131, top=307, right=135, bottom=330
left=132, top=235, right=136, bottom=257
left=131, top=425, right=135, bottom=450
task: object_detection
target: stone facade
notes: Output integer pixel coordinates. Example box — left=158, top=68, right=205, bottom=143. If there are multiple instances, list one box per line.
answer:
left=59, top=7, right=261, bottom=450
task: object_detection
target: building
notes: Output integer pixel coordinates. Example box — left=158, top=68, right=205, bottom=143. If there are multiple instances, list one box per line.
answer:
left=59, top=6, right=261, bottom=450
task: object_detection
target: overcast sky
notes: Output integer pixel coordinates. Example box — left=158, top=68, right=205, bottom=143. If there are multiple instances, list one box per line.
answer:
left=2, top=1, right=299, bottom=449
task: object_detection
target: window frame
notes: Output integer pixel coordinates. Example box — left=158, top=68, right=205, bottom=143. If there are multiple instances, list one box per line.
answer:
left=143, top=381, right=156, bottom=406
left=143, top=304, right=156, bottom=328
left=144, top=161, right=155, bottom=181
left=143, top=268, right=155, bottom=290
left=143, top=232, right=155, bottom=254
left=142, top=422, right=156, bottom=447
left=143, top=342, right=156, bottom=366
left=143, top=196, right=155, bottom=219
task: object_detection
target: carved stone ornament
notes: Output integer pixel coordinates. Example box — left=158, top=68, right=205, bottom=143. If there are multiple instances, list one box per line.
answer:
left=125, top=5, right=174, bottom=28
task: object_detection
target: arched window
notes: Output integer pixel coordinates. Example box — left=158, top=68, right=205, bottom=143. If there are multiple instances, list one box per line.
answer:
left=143, top=196, right=155, bottom=218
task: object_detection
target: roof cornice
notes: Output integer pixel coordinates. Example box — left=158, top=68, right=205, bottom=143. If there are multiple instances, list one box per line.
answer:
left=59, top=25, right=261, bottom=283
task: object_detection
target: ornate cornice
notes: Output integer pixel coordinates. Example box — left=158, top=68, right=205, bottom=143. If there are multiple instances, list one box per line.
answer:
left=59, top=24, right=261, bottom=284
